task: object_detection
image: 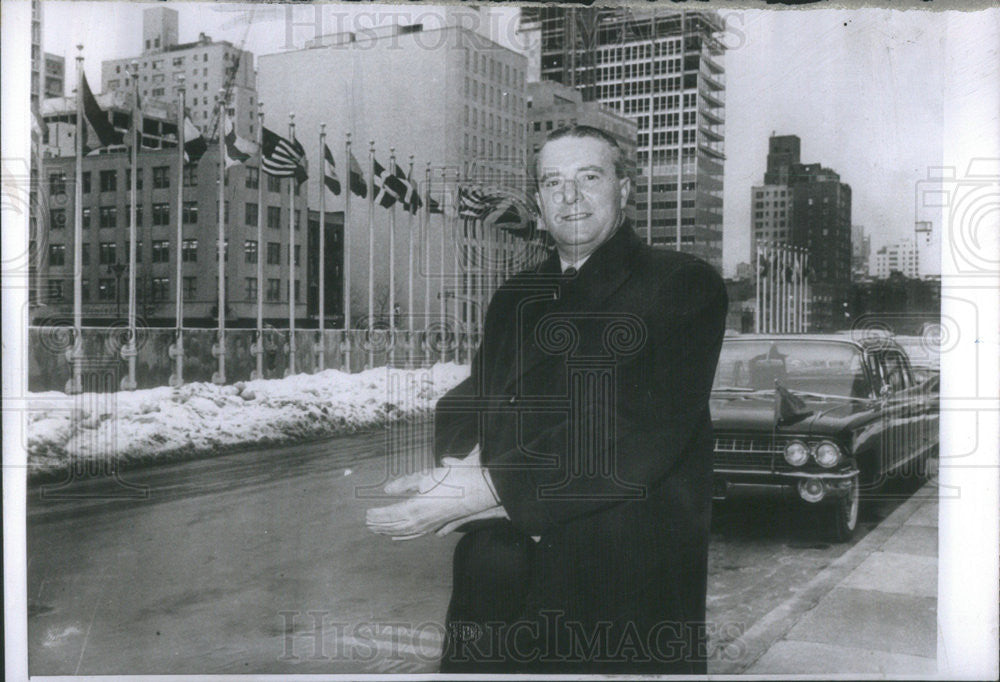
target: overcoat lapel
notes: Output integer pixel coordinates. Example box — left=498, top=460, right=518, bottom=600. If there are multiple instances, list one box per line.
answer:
left=501, top=225, right=642, bottom=395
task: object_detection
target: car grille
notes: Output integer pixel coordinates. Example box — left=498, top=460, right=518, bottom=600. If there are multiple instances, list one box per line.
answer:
left=713, top=436, right=786, bottom=470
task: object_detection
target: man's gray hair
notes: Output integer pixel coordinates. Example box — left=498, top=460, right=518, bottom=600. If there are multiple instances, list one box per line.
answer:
left=534, top=125, right=631, bottom=182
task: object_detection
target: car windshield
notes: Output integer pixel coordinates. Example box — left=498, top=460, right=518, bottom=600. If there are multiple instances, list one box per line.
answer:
left=893, top=336, right=939, bottom=368
left=713, top=340, right=872, bottom=398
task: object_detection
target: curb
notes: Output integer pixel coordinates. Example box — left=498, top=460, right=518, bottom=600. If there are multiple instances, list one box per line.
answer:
left=710, top=478, right=937, bottom=675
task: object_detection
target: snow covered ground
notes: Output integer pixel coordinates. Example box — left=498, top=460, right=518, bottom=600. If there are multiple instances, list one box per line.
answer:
left=25, top=363, right=470, bottom=481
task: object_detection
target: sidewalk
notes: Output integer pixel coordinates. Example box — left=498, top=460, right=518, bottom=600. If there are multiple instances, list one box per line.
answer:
left=714, top=477, right=938, bottom=676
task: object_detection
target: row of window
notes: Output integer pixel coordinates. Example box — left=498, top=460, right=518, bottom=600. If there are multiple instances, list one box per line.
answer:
left=55, top=166, right=293, bottom=197
left=464, top=49, right=523, bottom=90
left=464, top=106, right=520, bottom=137
left=50, top=202, right=303, bottom=230
left=593, top=40, right=683, bottom=64
left=618, top=93, right=698, bottom=115
left=48, top=239, right=303, bottom=267
left=463, top=76, right=523, bottom=115
left=45, top=277, right=301, bottom=304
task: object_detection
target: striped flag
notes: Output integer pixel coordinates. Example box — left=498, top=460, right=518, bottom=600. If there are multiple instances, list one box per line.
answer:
left=348, top=150, right=367, bottom=198
left=458, top=185, right=489, bottom=218
left=223, top=113, right=257, bottom=168
left=373, top=158, right=406, bottom=208
left=261, top=126, right=308, bottom=185
left=322, top=143, right=341, bottom=195
left=183, top=115, right=207, bottom=165
left=80, top=74, right=123, bottom=153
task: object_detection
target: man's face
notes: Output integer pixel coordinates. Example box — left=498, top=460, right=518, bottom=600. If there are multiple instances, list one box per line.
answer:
left=536, top=136, right=630, bottom=261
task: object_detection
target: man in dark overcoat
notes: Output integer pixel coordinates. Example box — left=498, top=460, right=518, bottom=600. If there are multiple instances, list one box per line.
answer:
left=367, top=126, right=728, bottom=674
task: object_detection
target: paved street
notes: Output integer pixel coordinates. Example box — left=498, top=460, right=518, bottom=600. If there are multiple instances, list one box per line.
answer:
left=26, top=424, right=921, bottom=675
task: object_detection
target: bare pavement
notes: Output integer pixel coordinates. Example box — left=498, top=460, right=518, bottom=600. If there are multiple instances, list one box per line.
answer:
left=26, top=425, right=937, bottom=676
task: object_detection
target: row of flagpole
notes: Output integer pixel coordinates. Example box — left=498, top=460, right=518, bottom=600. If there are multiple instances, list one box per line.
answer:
left=63, top=49, right=549, bottom=393
left=755, top=241, right=811, bottom=334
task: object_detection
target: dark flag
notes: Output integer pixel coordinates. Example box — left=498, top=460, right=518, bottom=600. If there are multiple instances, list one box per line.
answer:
left=80, top=74, right=123, bottom=153
left=224, top=113, right=257, bottom=168
left=402, top=167, right=422, bottom=214
left=427, top=194, right=443, bottom=214
left=348, top=150, right=367, bottom=198
left=262, top=126, right=308, bottom=186
left=373, top=159, right=406, bottom=208
left=322, top=143, right=341, bottom=195
left=183, top=115, right=207, bottom=165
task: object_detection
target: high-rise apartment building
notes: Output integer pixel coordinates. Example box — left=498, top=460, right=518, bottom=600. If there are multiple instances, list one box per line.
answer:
left=751, top=135, right=852, bottom=331
left=101, top=6, right=257, bottom=138
left=872, top=239, right=919, bottom=279
left=258, top=21, right=532, bottom=329
left=522, top=6, right=726, bottom=269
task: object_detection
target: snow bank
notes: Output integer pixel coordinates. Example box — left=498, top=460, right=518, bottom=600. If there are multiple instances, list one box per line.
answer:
left=25, top=363, right=470, bottom=480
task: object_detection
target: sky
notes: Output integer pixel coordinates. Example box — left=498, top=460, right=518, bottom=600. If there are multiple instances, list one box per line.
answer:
left=43, top=2, right=948, bottom=277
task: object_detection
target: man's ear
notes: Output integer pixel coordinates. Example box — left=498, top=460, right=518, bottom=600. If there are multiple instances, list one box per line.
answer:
left=618, top=176, right=631, bottom=210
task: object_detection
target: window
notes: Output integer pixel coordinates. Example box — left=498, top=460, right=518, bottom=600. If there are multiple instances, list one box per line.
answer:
left=82, top=171, right=91, bottom=193
left=81, top=279, right=90, bottom=302
left=49, top=172, right=67, bottom=195
left=82, top=243, right=90, bottom=266
left=245, top=277, right=258, bottom=302
left=99, top=170, right=117, bottom=192
left=245, top=167, right=259, bottom=189
left=124, top=240, right=143, bottom=263
left=183, top=201, right=198, bottom=224
left=183, top=165, right=198, bottom=187
left=124, top=203, right=144, bottom=227
left=182, top=239, right=198, bottom=262
left=267, top=206, right=281, bottom=229
left=48, top=280, right=65, bottom=301
left=294, top=209, right=300, bottom=230
left=99, top=206, right=117, bottom=228
left=151, top=88, right=165, bottom=97
left=98, top=278, right=115, bottom=301
left=48, top=244, right=65, bottom=266
left=293, top=244, right=301, bottom=266
left=244, top=239, right=258, bottom=264
left=266, top=278, right=281, bottom=302
left=214, top=238, right=230, bottom=262
left=153, top=166, right=170, bottom=189
left=99, top=242, right=117, bottom=265
left=50, top=208, right=66, bottom=231
left=293, top=279, right=300, bottom=301
left=151, top=277, right=170, bottom=302
left=266, top=242, right=280, bottom=265
left=267, top=174, right=282, bottom=193
left=245, top=202, right=258, bottom=226
left=182, top=276, right=197, bottom=300
left=152, top=203, right=170, bottom=226
left=152, top=240, right=170, bottom=263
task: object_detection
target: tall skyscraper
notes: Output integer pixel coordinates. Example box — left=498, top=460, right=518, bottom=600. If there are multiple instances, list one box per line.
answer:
left=101, top=6, right=257, bottom=138
left=852, top=224, right=871, bottom=280
left=521, top=6, right=726, bottom=269
left=751, top=134, right=852, bottom=331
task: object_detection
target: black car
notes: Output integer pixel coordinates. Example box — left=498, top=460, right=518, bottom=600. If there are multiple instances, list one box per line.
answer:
left=710, top=334, right=939, bottom=541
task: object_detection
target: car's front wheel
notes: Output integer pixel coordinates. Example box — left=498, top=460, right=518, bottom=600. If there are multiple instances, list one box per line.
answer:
left=830, top=474, right=860, bottom=542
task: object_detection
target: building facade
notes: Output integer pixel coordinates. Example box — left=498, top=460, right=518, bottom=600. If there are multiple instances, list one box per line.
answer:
left=851, top=224, right=871, bottom=280
left=43, top=52, right=65, bottom=98
left=258, top=22, right=534, bottom=331
left=751, top=135, right=852, bottom=331
left=101, top=6, right=257, bottom=138
left=32, top=144, right=344, bottom=328
left=872, top=239, right=919, bottom=279
left=522, top=6, right=726, bottom=269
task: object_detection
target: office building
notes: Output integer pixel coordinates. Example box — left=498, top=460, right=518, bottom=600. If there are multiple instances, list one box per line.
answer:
left=101, top=6, right=257, bottom=138
left=522, top=6, right=726, bottom=269
left=752, top=134, right=852, bottom=331
left=914, top=220, right=939, bottom=278
left=872, top=239, right=919, bottom=279
left=851, top=224, right=871, bottom=280
left=258, top=21, right=534, bottom=331
left=44, top=53, right=65, bottom=98
left=32, top=144, right=343, bottom=327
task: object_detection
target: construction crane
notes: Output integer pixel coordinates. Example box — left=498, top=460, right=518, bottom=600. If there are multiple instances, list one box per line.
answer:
left=206, top=4, right=257, bottom=140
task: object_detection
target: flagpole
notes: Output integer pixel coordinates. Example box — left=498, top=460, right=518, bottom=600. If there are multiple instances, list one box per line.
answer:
left=343, top=133, right=353, bottom=373
left=388, top=147, right=397, bottom=367
left=778, top=243, right=785, bottom=332
left=407, top=155, right=415, bottom=338
left=318, top=123, right=327, bottom=371
left=122, top=61, right=139, bottom=391
left=763, top=243, right=769, bottom=334
left=367, top=139, right=375, bottom=369
left=170, top=74, right=186, bottom=387
left=439, top=167, right=447, bottom=364
left=68, top=45, right=84, bottom=395
left=287, top=112, right=297, bottom=376
left=423, top=161, right=431, bottom=364
left=213, top=89, right=227, bottom=385
left=254, top=103, right=264, bottom=379
left=755, top=243, right=760, bottom=334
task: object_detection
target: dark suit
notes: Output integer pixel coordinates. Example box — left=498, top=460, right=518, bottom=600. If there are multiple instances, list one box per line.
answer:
left=434, top=224, right=728, bottom=674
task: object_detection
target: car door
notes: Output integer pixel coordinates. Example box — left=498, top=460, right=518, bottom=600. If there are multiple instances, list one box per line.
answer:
left=882, top=349, right=924, bottom=475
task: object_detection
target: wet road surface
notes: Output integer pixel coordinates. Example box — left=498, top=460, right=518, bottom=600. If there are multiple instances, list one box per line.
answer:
left=26, top=423, right=917, bottom=674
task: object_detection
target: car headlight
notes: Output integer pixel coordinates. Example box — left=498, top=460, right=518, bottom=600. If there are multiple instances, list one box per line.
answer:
left=814, top=441, right=842, bottom=468
left=784, top=440, right=809, bottom=466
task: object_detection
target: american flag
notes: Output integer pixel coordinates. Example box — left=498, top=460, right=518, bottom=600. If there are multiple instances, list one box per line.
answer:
left=261, top=126, right=308, bottom=185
